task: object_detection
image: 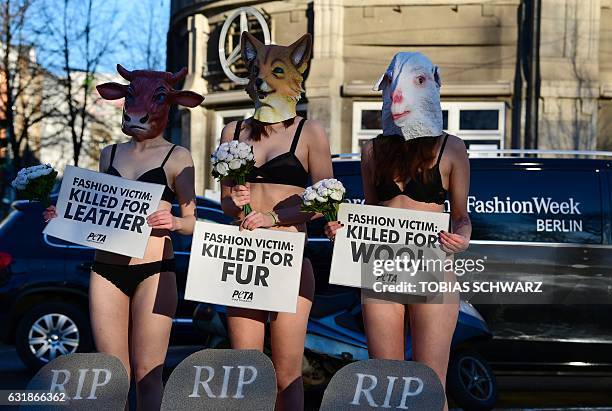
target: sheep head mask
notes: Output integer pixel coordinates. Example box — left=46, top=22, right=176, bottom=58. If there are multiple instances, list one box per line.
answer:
left=374, top=52, right=443, bottom=140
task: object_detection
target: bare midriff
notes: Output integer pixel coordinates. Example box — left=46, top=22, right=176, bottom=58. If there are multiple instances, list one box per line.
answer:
left=93, top=199, right=174, bottom=265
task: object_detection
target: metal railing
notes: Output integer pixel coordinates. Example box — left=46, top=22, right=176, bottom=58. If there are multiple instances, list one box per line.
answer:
left=332, top=149, right=612, bottom=160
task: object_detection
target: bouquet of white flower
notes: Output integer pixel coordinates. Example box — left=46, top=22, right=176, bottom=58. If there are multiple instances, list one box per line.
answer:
left=211, top=140, right=256, bottom=215
left=300, top=178, right=346, bottom=221
left=11, top=164, right=58, bottom=207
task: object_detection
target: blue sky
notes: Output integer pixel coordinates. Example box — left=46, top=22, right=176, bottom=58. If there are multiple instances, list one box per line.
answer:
left=31, top=0, right=170, bottom=74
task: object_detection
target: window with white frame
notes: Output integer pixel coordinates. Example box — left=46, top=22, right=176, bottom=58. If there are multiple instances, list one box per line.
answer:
left=352, top=101, right=505, bottom=156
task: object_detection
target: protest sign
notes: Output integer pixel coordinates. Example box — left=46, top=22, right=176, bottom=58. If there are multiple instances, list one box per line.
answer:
left=320, top=359, right=445, bottom=411
left=161, top=349, right=276, bottom=411
left=330, top=203, right=449, bottom=299
left=185, top=221, right=305, bottom=313
left=20, top=353, right=129, bottom=411
left=44, top=165, right=164, bottom=258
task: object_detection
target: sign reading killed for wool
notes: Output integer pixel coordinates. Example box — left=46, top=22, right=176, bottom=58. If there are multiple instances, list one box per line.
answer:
left=330, top=203, right=449, bottom=297
left=44, top=165, right=164, bottom=258
left=185, top=221, right=305, bottom=313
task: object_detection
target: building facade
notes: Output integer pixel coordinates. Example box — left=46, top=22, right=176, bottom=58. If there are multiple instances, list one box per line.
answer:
left=167, top=0, right=612, bottom=195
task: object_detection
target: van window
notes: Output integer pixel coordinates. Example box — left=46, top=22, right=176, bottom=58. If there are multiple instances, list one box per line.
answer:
left=469, top=169, right=602, bottom=244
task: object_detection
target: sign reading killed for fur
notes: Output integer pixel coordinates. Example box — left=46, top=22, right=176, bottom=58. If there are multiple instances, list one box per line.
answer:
left=330, top=203, right=449, bottom=297
left=44, top=165, right=164, bottom=258
left=185, top=221, right=305, bottom=313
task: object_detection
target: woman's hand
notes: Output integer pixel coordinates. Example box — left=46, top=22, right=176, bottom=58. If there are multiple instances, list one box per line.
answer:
left=324, top=220, right=343, bottom=241
left=439, top=230, right=469, bottom=254
left=240, top=211, right=275, bottom=231
left=42, top=205, right=57, bottom=222
left=147, top=210, right=178, bottom=231
left=231, top=183, right=250, bottom=208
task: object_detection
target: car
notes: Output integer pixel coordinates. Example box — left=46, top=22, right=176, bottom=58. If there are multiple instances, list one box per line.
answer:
left=0, top=196, right=232, bottom=369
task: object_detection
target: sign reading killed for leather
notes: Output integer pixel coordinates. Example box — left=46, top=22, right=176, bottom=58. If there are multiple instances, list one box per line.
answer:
left=329, top=203, right=449, bottom=297
left=44, top=166, right=164, bottom=258
left=185, top=221, right=305, bottom=313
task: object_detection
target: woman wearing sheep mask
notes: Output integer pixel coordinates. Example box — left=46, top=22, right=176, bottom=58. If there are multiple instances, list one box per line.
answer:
left=326, top=52, right=471, bottom=410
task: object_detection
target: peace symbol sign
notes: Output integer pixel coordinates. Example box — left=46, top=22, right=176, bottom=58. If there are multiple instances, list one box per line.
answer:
left=218, top=6, right=271, bottom=85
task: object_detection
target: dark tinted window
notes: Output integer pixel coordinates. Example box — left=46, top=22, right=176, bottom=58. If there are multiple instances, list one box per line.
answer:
left=459, top=110, right=498, bottom=130
left=361, top=110, right=382, bottom=130
left=469, top=169, right=602, bottom=244
left=442, top=110, right=448, bottom=130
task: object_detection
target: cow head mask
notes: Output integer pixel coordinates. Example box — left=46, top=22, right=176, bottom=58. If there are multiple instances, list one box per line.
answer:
left=374, top=52, right=443, bottom=140
left=96, top=64, right=204, bottom=140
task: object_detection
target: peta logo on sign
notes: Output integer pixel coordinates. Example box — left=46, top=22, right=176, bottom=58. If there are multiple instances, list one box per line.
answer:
left=232, top=290, right=254, bottom=302
left=86, top=232, right=107, bottom=244
left=320, top=360, right=445, bottom=411
left=161, top=349, right=276, bottom=411
left=23, top=353, right=129, bottom=411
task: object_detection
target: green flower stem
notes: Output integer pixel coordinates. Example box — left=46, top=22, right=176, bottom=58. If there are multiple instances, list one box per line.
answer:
left=235, top=174, right=252, bottom=216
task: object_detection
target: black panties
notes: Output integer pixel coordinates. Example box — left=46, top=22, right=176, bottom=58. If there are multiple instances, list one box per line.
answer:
left=92, top=259, right=176, bottom=297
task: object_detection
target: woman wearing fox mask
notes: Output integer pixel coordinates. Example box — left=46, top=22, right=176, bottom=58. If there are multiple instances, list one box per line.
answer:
left=326, top=52, right=471, bottom=411
left=220, top=32, right=333, bottom=410
left=44, top=65, right=204, bottom=410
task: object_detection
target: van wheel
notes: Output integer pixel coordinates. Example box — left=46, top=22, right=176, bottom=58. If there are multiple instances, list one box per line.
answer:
left=15, top=302, right=92, bottom=370
left=447, top=350, right=497, bottom=411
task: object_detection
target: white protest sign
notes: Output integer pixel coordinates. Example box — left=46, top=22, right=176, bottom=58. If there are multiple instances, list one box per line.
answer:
left=330, top=203, right=449, bottom=295
left=44, top=165, right=164, bottom=258
left=185, top=221, right=305, bottom=313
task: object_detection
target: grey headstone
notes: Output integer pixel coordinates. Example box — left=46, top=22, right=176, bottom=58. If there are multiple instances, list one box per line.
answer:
left=161, top=349, right=276, bottom=411
left=21, top=353, right=129, bottom=411
left=320, top=359, right=445, bottom=411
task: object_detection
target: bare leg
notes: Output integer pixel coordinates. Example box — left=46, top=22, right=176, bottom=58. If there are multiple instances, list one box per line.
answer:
left=227, top=307, right=267, bottom=350
left=269, top=258, right=315, bottom=411
left=362, top=300, right=405, bottom=360
left=89, top=272, right=131, bottom=377
left=408, top=302, right=459, bottom=411
left=130, top=272, right=177, bottom=411
left=89, top=272, right=130, bottom=411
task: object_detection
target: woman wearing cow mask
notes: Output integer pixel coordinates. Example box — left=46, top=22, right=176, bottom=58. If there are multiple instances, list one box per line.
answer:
left=43, top=65, right=203, bottom=410
left=325, top=52, right=471, bottom=410
left=219, top=32, right=333, bottom=411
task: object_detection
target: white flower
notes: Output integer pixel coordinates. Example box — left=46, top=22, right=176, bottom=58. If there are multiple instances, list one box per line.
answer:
left=246, top=153, right=255, bottom=161
left=303, top=200, right=312, bottom=206
left=330, top=191, right=343, bottom=201
left=228, top=159, right=242, bottom=170
left=215, top=162, right=229, bottom=176
left=315, top=195, right=326, bottom=202
left=216, top=150, right=229, bottom=161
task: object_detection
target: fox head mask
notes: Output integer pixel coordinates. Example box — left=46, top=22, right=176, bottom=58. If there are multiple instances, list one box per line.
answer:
left=241, top=32, right=312, bottom=123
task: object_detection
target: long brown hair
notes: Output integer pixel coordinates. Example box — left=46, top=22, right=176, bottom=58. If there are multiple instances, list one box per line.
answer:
left=247, top=118, right=296, bottom=141
left=373, top=135, right=440, bottom=185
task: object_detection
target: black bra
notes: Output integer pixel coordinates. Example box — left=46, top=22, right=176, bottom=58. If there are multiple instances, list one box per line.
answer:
left=374, top=134, right=449, bottom=205
left=106, top=144, right=176, bottom=203
left=234, top=118, right=309, bottom=188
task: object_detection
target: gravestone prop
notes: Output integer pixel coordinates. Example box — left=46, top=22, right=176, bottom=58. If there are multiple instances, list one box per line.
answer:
left=21, top=353, right=129, bottom=411
left=161, top=349, right=276, bottom=411
left=320, top=359, right=445, bottom=411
